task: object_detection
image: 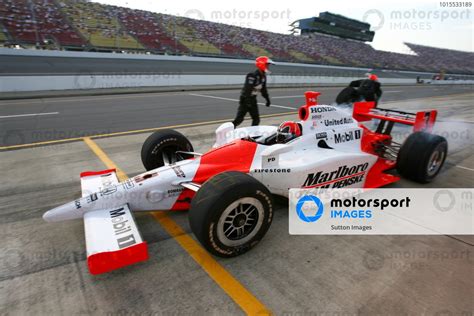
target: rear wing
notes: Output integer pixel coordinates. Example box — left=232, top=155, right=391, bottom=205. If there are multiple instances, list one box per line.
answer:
left=353, top=101, right=437, bottom=133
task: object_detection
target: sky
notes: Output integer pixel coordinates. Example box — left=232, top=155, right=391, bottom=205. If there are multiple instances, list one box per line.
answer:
left=95, top=0, right=473, bottom=54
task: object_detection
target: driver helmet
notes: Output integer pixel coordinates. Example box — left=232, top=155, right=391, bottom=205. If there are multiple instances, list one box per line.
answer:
left=276, top=121, right=302, bottom=143
left=256, top=56, right=275, bottom=73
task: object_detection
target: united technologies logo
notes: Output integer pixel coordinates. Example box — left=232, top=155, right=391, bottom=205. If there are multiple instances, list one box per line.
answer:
left=296, top=195, right=324, bottom=222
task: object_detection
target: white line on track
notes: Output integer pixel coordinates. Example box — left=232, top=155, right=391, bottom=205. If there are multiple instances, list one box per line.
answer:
left=0, top=93, right=187, bottom=106
left=189, top=93, right=297, bottom=110
left=456, top=165, right=474, bottom=172
left=271, top=91, right=397, bottom=99
left=271, top=95, right=305, bottom=99
left=438, top=119, right=474, bottom=124
left=0, top=112, right=59, bottom=119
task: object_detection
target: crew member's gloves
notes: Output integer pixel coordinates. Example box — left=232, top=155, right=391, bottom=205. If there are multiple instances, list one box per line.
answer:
left=265, top=99, right=271, bottom=107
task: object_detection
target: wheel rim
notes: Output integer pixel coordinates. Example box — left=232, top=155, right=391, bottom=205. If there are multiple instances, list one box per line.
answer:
left=216, top=197, right=264, bottom=247
left=427, top=144, right=446, bottom=176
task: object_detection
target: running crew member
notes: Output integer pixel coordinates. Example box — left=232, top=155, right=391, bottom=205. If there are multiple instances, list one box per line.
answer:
left=351, top=73, right=383, bottom=105
left=232, top=56, right=274, bottom=127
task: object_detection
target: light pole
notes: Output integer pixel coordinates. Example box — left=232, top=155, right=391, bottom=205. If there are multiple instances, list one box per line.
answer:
left=27, top=0, right=40, bottom=47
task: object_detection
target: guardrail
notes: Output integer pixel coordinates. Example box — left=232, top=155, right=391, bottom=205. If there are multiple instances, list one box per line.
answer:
left=0, top=48, right=472, bottom=93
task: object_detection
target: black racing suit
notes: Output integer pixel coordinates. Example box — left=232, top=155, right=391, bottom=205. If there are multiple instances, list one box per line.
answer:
left=232, top=69, right=270, bottom=127
left=350, top=79, right=383, bottom=105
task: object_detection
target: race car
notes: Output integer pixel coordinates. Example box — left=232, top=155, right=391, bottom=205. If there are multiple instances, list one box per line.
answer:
left=42, top=91, right=448, bottom=275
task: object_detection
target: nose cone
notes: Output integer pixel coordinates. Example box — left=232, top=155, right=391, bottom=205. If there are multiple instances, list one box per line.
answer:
left=43, top=208, right=68, bottom=222
left=42, top=210, right=55, bottom=222
left=42, top=201, right=83, bottom=222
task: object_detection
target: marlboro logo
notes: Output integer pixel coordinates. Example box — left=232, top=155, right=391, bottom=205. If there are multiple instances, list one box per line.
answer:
left=303, top=163, right=369, bottom=188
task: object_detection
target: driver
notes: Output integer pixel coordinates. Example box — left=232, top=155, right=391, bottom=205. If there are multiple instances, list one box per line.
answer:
left=276, top=121, right=302, bottom=143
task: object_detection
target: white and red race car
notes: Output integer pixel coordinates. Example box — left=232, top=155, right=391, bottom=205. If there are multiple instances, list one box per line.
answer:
left=43, top=91, right=447, bottom=275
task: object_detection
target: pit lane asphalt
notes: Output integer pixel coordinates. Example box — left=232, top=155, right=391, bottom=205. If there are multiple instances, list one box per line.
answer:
left=0, top=84, right=473, bottom=147
left=0, top=90, right=473, bottom=315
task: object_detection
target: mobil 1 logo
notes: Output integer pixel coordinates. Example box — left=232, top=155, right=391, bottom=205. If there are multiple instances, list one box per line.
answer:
left=334, top=130, right=361, bottom=144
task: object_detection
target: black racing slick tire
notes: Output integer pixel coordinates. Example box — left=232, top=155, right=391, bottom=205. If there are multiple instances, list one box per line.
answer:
left=189, top=172, right=274, bottom=258
left=335, top=87, right=359, bottom=104
left=141, top=129, right=194, bottom=171
left=396, top=132, right=448, bottom=183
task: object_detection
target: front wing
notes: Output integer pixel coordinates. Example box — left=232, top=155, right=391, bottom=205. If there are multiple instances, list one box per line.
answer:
left=80, top=170, right=149, bottom=274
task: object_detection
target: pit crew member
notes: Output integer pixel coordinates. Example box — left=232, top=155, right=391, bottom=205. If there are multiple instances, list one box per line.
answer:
left=232, top=56, right=274, bottom=127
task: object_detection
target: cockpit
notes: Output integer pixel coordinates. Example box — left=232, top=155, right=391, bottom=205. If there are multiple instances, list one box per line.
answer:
left=244, top=121, right=303, bottom=146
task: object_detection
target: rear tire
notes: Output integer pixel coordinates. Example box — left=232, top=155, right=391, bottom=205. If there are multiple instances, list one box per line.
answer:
left=141, top=129, right=193, bottom=171
left=336, top=87, right=360, bottom=104
left=397, top=132, right=448, bottom=183
left=189, top=172, right=274, bottom=258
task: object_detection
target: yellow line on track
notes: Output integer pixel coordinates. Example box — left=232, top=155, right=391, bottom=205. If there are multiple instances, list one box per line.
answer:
left=0, top=111, right=296, bottom=151
left=82, top=137, right=128, bottom=181
left=82, top=137, right=271, bottom=315
left=4, top=90, right=472, bottom=151
left=152, top=212, right=271, bottom=315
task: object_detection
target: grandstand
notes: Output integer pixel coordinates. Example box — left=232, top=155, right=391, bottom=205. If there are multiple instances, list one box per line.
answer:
left=160, top=15, right=221, bottom=55
left=60, top=1, right=143, bottom=50
left=405, top=43, right=472, bottom=74
left=0, top=27, right=7, bottom=42
left=287, top=50, right=314, bottom=63
left=116, top=8, right=187, bottom=53
left=0, top=0, right=86, bottom=48
left=0, top=0, right=472, bottom=74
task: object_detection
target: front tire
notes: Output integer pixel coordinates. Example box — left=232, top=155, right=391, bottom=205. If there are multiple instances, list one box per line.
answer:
left=397, top=132, right=448, bottom=183
left=189, top=172, right=274, bottom=258
left=141, top=129, right=193, bottom=171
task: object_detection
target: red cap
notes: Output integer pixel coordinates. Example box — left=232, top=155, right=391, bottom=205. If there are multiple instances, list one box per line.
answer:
left=256, top=56, right=274, bottom=72
left=368, top=74, right=378, bottom=81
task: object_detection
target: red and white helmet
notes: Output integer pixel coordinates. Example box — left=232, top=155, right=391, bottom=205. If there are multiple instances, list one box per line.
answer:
left=277, top=121, right=302, bottom=143
left=256, top=56, right=275, bottom=73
